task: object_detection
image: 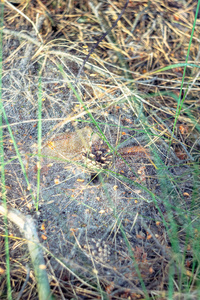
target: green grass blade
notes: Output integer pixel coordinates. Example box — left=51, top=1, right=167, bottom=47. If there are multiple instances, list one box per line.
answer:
left=0, top=2, right=12, bottom=299
left=36, top=67, right=43, bottom=211
left=171, top=0, right=200, bottom=144
left=149, top=62, right=200, bottom=74
left=1, top=106, right=36, bottom=205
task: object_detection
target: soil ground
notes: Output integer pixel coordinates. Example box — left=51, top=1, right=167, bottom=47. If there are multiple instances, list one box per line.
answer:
left=0, top=1, right=200, bottom=299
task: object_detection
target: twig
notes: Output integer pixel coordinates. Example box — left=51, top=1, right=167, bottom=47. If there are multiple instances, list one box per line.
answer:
left=3, top=28, right=41, bottom=46
left=4, top=0, right=43, bottom=43
left=0, top=203, right=53, bottom=300
left=16, top=264, right=30, bottom=300
left=75, top=0, right=129, bottom=84
left=19, top=15, right=45, bottom=71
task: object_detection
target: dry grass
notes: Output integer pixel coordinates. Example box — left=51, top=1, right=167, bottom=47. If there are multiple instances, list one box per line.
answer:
left=0, top=0, right=200, bottom=299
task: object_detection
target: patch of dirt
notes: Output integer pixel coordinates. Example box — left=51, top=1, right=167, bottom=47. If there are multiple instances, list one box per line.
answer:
left=0, top=1, right=199, bottom=299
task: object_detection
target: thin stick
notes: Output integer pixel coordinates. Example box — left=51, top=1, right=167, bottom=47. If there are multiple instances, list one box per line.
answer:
left=4, top=0, right=43, bottom=43
left=75, top=0, right=129, bottom=84
left=0, top=203, right=53, bottom=300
